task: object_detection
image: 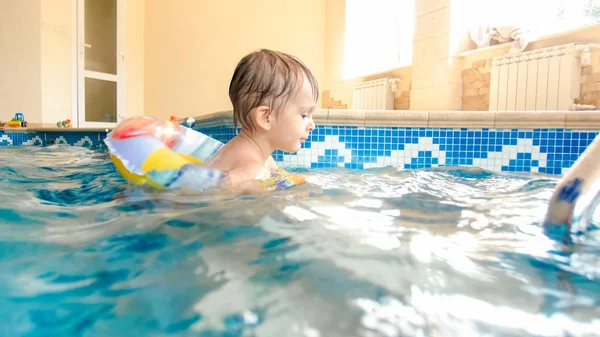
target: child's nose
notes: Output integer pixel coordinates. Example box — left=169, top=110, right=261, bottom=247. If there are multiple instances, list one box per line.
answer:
left=308, top=117, right=315, bottom=131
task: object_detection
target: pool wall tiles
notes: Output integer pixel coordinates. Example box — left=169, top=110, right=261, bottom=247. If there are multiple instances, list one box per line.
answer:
left=0, top=131, right=105, bottom=147
left=1, top=127, right=599, bottom=175
left=197, top=126, right=599, bottom=175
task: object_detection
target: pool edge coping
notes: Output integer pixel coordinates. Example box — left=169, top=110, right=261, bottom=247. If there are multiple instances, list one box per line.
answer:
left=2, top=110, right=600, bottom=132
left=181, top=109, right=600, bottom=130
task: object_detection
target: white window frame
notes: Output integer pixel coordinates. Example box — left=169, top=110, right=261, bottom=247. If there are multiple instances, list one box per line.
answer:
left=71, top=0, right=126, bottom=128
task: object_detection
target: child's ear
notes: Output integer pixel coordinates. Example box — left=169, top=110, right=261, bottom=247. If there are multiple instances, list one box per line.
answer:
left=252, top=105, right=272, bottom=131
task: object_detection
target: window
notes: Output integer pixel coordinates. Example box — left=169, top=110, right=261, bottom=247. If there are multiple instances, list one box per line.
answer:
left=472, top=0, right=600, bottom=39
left=550, top=0, right=600, bottom=33
left=343, top=0, right=415, bottom=79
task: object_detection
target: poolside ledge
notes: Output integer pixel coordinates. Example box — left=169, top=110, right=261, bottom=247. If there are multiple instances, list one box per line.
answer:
left=2, top=110, right=599, bottom=132
left=183, top=109, right=600, bottom=130
left=0, top=122, right=108, bottom=132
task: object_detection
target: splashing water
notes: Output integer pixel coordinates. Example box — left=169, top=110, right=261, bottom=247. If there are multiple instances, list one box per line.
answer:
left=0, top=146, right=599, bottom=337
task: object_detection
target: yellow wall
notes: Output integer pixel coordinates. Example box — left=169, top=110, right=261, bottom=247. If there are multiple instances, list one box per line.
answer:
left=144, top=0, right=326, bottom=120
left=0, top=1, right=42, bottom=123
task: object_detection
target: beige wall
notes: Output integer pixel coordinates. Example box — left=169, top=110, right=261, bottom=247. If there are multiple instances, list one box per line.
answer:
left=580, top=49, right=600, bottom=108
left=410, top=0, right=475, bottom=110
left=126, top=0, right=145, bottom=118
left=144, top=0, right=326, bottom=120
left=324, top=0, right=352, bottom=107
left=1, top=0, right=144, bottom=125
left=0, top=1, right=42, bottom=123
left=41, top=0, right=72, bottom=124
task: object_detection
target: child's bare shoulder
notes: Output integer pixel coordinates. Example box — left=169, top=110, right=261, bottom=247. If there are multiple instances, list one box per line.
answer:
left=205, top=145, right=265, bottom=176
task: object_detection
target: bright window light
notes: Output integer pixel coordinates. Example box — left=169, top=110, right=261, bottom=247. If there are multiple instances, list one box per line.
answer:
left=343, top=0, right=415, bottom=79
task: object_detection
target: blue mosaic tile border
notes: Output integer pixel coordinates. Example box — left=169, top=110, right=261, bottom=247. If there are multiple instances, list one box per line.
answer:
left=0, top=131, right=106, bottom=147
left=2, top=126, right=598, bottom=175
left=196, top=125, right=599, bottom=175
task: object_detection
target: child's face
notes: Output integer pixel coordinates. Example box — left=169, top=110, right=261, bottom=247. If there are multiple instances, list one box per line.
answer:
left=270, top=77, right=316, bottom=153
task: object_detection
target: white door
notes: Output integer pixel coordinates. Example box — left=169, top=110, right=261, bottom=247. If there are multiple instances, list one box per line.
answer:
left=76, top=0, right=125, bottom=128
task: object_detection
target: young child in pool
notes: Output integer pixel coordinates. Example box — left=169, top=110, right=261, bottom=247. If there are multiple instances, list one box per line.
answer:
left=204, top=49, right=318, bottom=189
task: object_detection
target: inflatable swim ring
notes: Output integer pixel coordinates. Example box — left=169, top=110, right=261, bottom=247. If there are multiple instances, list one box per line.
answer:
left=104, top=116, right=306, bottom=191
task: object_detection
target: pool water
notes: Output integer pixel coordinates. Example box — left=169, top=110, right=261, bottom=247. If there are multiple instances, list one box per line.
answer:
left=0, top=146, right=599, bottom=337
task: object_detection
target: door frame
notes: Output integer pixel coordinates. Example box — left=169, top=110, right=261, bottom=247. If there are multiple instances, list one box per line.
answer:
left=71, top=0, right=126, bottom=128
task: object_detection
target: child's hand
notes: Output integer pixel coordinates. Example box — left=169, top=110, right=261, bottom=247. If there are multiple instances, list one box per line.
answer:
left=218, top=170, right=270, bottom=195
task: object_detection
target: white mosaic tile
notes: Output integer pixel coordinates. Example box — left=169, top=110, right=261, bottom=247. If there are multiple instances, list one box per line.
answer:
left=22, top=136, right=43, bottom=146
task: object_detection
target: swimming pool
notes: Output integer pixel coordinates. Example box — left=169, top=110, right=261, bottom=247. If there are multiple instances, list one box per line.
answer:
left=1, top=145, right=599, bottom=336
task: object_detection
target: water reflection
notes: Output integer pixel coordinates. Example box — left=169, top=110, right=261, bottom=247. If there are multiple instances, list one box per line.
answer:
left=0, top=147, right=599, bottom=337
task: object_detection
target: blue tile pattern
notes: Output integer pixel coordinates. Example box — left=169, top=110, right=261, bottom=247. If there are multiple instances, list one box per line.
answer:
left=196, top=125, right=600, bottom=175
left=0, top=131, right=106, bottom=147
left=2, top=126, right=598, bottom=175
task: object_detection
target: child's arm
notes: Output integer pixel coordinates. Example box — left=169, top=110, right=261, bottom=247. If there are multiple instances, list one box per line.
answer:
left=218, top=163, right=271, bottom=193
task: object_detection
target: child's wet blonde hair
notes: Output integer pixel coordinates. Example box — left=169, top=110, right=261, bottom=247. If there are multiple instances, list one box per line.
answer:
left=229, top=49, right=319, bottom=130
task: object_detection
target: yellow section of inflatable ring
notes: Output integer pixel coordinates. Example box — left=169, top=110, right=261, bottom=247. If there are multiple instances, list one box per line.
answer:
left=110, top=148, right=205, bottom=189
left=140, top=148, right=203, bottom=173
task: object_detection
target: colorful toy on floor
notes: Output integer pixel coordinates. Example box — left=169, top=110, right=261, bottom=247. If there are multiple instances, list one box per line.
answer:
left=56, top=119, right=71, bottom=128
left=104, top=116, right=306, bottom=192
left=7, top=112, right=27, bottom=127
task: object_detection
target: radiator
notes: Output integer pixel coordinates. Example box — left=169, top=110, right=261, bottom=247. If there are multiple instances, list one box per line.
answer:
left=353, top=78, right=400, bottom=110
left=489, top=43, right=581, bottom=111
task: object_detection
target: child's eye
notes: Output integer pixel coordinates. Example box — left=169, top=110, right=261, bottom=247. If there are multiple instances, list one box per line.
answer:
left=302, top=114, right=309, bottom=119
